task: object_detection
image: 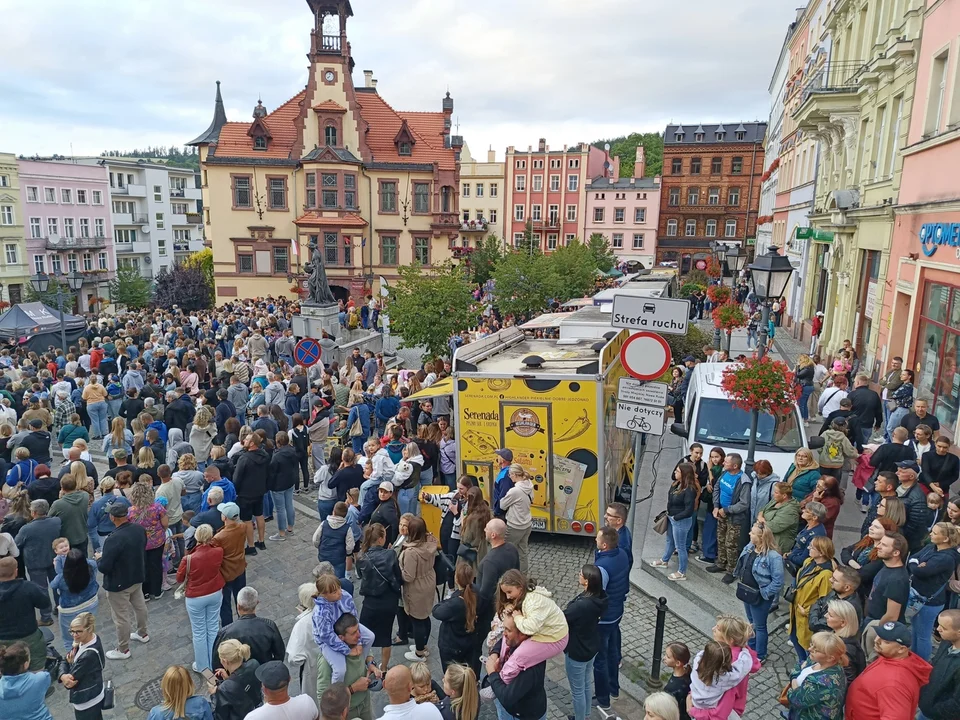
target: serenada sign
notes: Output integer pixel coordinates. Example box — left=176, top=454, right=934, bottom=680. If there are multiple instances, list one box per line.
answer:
left=919, top=222, right=960, bottom=258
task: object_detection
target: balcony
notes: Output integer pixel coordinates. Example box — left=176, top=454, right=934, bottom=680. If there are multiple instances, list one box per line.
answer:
left=668, top=204, right=741, bottom=215
left=460, top=219, right=489, bottom=233
left=114, top=241, right=153, bottom=254
left=113, top=213, right=149, bottom=226
left=169, top=188, right=186, bottom=198
left=793, top=60, right=866, bottom=129
left=186, top=212, right=202, bottom=224
left=531, top=218, right=561, bottom=229
left=45, top=235, right=108, bottom=251
left=430, top=213, right=460, bottom=235
left=126, top=184, right=147, bottom=198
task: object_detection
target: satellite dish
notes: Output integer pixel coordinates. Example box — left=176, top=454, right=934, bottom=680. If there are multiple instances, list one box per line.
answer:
left=604, top=143, right=610, bottom=151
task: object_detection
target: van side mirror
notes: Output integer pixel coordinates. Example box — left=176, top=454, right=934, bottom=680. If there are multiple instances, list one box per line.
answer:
left=807, top=436, right=825, bottom=450
left=670, top=423, right=688, bottom=439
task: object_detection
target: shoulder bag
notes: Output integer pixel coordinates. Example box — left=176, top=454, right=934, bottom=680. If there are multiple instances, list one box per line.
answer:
left=174, top=554, right=192, bottom=600
left=653, top=510, right=669, bottom=535
left=905, top=579, right=950, bottom=621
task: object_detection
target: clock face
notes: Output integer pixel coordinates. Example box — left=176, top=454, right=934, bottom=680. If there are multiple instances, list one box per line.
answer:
left=325, top=71, right=335, bottom=82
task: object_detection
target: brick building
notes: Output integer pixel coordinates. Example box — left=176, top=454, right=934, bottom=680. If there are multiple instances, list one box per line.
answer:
left=657, top=122, right=766, bottom=272
left=504, top=138, right=605, bottom=251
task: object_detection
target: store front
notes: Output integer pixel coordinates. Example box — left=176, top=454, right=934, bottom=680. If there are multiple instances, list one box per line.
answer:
left=913, top=279, right=960, bottom=438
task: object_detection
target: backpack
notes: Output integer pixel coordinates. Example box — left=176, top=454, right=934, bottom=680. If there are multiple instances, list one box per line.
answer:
left=822, top=435, right=844, bottom=467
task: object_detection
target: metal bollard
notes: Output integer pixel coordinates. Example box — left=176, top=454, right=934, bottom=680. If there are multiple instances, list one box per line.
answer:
left=645, top=596, right=668, bottom=689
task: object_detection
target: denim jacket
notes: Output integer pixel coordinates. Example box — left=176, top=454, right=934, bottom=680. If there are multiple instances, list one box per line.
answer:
left=736, top=543, right=785, bottom=600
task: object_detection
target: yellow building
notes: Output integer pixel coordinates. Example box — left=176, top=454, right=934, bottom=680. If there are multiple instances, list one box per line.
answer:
left=793, top=0, right=921, bottom=374
left=458, top=144, right=505, bottom=247
left=0, top=153, right=29, bottom=304
left=189, top=0, right=462, bottom=302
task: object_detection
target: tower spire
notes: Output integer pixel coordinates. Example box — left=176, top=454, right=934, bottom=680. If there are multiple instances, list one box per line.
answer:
left=188, top=80, right=228, bottom=146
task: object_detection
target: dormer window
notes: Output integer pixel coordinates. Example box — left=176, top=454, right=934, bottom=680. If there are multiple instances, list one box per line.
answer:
left=695, top=133, right=704, bottom=142
left=675, top=133, right=684, bottom=142
left=325, top=126, right=338, bottom=146
left=399, top=141, right=412, bottom=156
left=736, top=131, right=746, bottom=141
left=393, top=118, right=416, bottom=158
left=716, top=132, right=725, bottom=141
left=254, top=136, right=267, bottom=150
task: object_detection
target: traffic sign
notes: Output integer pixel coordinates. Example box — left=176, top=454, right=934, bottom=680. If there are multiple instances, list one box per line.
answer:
left=619, top=331, right=671, bottom=381
left=615, top=400, right=665, bottom=435
left=610, top=295, right=691, bottom=336
left=294, top=338, right=322, bottom=367
left=617, top=377, right=668, bottom=407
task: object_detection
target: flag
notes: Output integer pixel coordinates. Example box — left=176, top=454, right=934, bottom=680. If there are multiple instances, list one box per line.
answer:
left=379, top=276, right=389, bottom=297
left=291, top=236, right=298, bottom=257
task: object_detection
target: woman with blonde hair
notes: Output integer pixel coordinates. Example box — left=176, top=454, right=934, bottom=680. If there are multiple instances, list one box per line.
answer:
left=136, top=446, right=160, bottom=486
left=212, top=639, right=261, bottom=719
left=71, top=438, right=93, bottom=463
left=146, top=665, right=211, bottom=720
left=81, top=375, right=109, bottom=439
left=824, top=598, right=865, bottom=682
left=101, top=416, right=133, bottom=467
left=177, top=524, right=224, bottom=674
left=174, top=453, right=205, bottom=514
left=57, top=611, right=106, bottom=720
left=908, top=521, right=960, bottom=660
left=784, top=631, right=848, bottom=720
left=789, top=535, right=836, bottom=663
left=795, top=354, right=816, bottom=422
left=784, top=448, right=821, bottom=500
left=643, top=691, right=680, bottom=720
left=734, top=522, right=784, bottom=662
left=189, top=406, right=217, bottom=468
left=127, top=481, right=168, bottom=600
left=285, top=583, right=320, bottom=706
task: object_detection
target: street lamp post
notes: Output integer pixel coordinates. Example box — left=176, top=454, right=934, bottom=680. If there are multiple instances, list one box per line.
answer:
left=722, top=245, right=748, bottom=353
left=743, top=248, right=795, bottom=477
left=30, top=272, right=84, bottom=353
left=710, top=242, right=729, bottom=349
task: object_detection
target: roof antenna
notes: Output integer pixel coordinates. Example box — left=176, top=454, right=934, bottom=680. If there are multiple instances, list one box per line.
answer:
left=455, top=116, right=460, bottom=134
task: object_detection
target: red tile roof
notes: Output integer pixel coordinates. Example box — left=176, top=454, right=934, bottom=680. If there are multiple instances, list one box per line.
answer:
left=294, top=212, right=368, bottom=228
left=354, top=92, right=455, bottom=170
left=313, top=100, right=347, bottom=113
left=214, top=91, right=306, bottom=159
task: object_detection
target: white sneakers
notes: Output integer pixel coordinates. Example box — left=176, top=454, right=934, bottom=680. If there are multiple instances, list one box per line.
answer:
left=130, top=632, right=150, bottom=644
left=106, top=649, right=130, bottom=660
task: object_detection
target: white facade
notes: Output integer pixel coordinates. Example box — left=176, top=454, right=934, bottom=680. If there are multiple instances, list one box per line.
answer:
left=757, top=25, right=793, bottom=258
left=71, top=158, right=205, bottom=279
left=458, top=144, right=505, bottom=245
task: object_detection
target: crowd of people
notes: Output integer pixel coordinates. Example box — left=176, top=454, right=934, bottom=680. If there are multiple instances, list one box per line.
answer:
left=653, top=341, right=960, bottom=719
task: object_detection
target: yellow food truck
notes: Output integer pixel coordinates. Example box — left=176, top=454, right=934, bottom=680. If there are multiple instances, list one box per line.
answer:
left=448, top=326, right=635, bottom=536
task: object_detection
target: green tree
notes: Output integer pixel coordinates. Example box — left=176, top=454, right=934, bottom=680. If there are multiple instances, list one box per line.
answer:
left=587, top=233, right=616, bottom=273
left=183, top=248, right=214, bottom=289
left=25, top=279, right=70, bottom=309
left=547, top=238, right=597, bottom=301
left=491, top=250, right=555, bottom=319
left=469, top=234, right=504, bottom=287
left=515, top=219, right=540, bottom=255
left=590, top=132, right=664, bottom=177
left=109, top=266, right=153, bottom=309
left=385, top=262, right=476, bottom=360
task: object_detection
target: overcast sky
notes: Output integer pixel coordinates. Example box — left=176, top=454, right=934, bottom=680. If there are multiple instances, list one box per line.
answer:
left=2, top=0, right=802, bottom=160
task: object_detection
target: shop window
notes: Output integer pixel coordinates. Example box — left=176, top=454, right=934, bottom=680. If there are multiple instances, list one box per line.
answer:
left=915, top=282, right=960, bottom=436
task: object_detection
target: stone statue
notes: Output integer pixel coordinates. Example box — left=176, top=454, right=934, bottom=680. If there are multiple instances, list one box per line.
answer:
left=303, top=235, right=336, bottom=306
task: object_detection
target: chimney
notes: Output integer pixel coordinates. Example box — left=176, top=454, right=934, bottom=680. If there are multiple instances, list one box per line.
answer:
left=634, top=146, right=646, bottom=178
left=507, top=145, right=515, bottom=154
left=629, top=178, right=635, bottom=185
left=612, top=156, right=621, bottom=182
left=487, top=147, right=496, bottom=163
left=363, top=70, right=373, bottom=87
left=563, top=144, right=568, bottom=151
left=371, top=78, right=377, bottom=89
left=538, top=138, right=546, bottom=153
left=528, top=145, right=532, bottom=152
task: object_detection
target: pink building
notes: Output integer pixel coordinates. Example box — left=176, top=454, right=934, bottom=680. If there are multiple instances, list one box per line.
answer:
left=877, top=0, right=960, bottom=442
left=504, top=139, right=606, bottom=251
left=584, top=146, right=661, bottom=267
left=18, top=160, right=115, bottom=313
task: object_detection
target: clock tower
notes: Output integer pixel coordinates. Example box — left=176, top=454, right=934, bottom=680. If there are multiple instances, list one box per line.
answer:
left=296, top=0, right=369, bottom=160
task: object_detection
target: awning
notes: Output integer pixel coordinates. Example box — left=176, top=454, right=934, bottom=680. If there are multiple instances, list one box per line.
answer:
left=406, top=377, right=454, bottom=400
left=519, top=312, right=575, bottom=330
left=560, top=298, right=593, bottom=309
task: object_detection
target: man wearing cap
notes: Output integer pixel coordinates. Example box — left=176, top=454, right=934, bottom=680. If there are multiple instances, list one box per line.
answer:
left=245, top=659, right=318, bottom=720
left=20, top=418, right=51, bottom=466
left=895, top=461, right=929, bottom=552
left=96, top=500, right=149, bottom=660
left=491, top=449, right=514, bottom=520
left=846, top=620, right=932, bottom=720
left=316, top=614, right=375, bottom=720
left=211, top=501, right=249, bottom=626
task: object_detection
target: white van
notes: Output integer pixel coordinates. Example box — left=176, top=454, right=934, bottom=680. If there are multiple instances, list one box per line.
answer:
left=670, top=363, right=820, bottom=478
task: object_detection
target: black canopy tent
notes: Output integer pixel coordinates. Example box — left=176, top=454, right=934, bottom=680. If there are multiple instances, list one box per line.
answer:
left=0, top=302, right=87, bottom=353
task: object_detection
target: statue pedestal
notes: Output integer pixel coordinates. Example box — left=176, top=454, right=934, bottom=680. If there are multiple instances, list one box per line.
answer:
left=292, top=303, right=340, bottom=340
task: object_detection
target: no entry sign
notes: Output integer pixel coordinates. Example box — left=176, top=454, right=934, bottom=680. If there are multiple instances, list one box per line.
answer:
left=294, top=338, right=322, bottom=367
left=619, top=331, right=671, bottom=381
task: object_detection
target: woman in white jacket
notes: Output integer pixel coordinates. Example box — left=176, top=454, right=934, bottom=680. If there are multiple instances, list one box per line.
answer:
left=499, top=464, right=535, bottom=573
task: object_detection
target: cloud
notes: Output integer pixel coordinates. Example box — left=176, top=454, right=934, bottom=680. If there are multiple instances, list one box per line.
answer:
left=1, top=0, right=800, bottom=158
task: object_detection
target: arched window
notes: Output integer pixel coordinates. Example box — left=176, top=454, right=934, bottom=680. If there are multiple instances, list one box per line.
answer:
left=441, top=186, right=452, bottom=213
left=325, top=126, right=338, bottom=147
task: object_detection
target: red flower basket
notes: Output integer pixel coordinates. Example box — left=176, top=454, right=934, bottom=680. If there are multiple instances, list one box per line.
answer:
left=712, top=302, right=748, bottom=332
left=706, top=258, right=722, bottom=279
left=706, top=285, right=732, bottom=305
left=721, top=356, right=801, bottom=416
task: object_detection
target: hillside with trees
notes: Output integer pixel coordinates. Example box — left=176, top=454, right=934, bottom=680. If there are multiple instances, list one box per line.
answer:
left=590, top=132, right=663, bottom=177
left=100, top=145, right=199, bottom=170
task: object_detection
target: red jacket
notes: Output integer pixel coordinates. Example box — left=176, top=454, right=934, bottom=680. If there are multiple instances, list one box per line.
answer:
left=846, top=651, right=932, bottom=720
left=176, top=543, right=225, bottom=598
left=90, top=348, right=103, bottom=370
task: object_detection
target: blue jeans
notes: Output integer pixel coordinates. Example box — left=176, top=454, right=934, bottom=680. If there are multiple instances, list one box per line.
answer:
left=27, top=566, right=58, bottom=622
left=181, top=492, right=202, bottom=514
left=317, top=498, right=337, bottom=519
left=421, top=466, right=435, bottom=486
left=495, top=699, right=545, bottom=720
left=186, top=589, right=222, bottom=671
left=593, top=621, right=621, bottom=706
left=747, top=327, right=758, bottom=348
left=262, top=490, right=274, bottom=518
left=219, top=571, right=246, bottom=626
left=87, top=401, right=109, bottom=438
left=398, top=487, right=420, bottom=515
left=789, top=626, right=808, bottom=663
left=744, top=596, right=774, bottom=659
left=798, top=385, right=814, bottom=421
left=59, top=598, right=99, bottom=652
left=911, top=602, right=944, bottom=661
left=351, top=436, right=365, bottom=455
left=701, top=510, right=718, bottom=560
left=565, top=654, right=595, bottom=720
left=886, top=407, right=908, bottom=441
left=107, top=398, right=122, bottom=419
left=661, top=515, right=693, bottom=574
left=271, top=487, right=295, bottom=531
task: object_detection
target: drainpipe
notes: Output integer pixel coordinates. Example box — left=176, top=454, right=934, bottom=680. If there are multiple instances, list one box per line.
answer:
left=361, top=164, right=374, bottom=282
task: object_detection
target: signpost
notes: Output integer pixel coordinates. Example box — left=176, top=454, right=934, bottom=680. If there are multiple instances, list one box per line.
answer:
left=617, top=377, right=668, bottom=407
left=619, top=331, right=671, bottom=381
left=293, top=338, right=322, bottom=367
left=610, top=295, right=690, bottom=335
left=615, top=400, right=666, bottom=436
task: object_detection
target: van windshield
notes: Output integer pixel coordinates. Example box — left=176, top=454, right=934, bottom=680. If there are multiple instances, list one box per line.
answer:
left=694, top=398, right=803, bottom=452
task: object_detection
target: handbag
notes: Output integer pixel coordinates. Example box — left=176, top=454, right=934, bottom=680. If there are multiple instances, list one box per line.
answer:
left=653, top=511, right=669, bottom=534
left=456, top=543, right=478, bottom=565
left=904, top=580, right=950, bottom=621
left=349, top=417, right=364, bottom=437
left=174, top=554, right=191, bottom=600
left=783, top=583, right=797, bottom=604
left=102, top=680, right=115, bottom=711
left=736, top=582, right=762, bottom=605
left=778, top=683, right=790, bottom=707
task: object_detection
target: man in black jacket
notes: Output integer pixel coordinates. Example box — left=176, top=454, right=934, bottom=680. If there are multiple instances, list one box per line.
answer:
left=163, top=390, right=196, bottom=433
left=919, top=608, right=960, bottom=720
left=57, top=446, right=99, bottom=484
left=233, top=434, right=270, bottom=551
left=487, top=613, right=547, bottom=720
left=848, top=374, right=884, bottom=444
left=869, top=427, right=916, bottom=472
left=894, top=462, right=930, bottom=553
left=19, top=419, right=52, bottom=465
left=96, top=503, right=148, bottom=660
left=0, top=556, right=51, bottom=670
left=212, top=585, right=285, bottom=670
